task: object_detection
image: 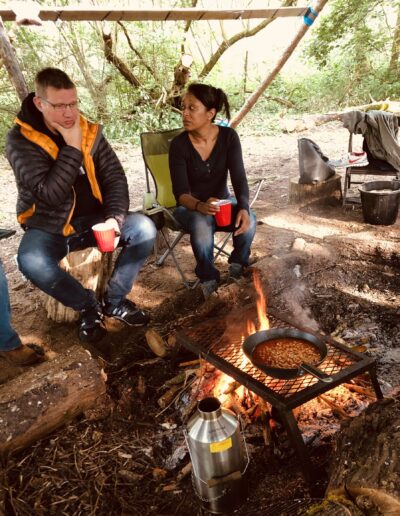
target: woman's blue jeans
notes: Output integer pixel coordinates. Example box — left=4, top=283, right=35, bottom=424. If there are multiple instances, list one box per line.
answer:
left=17, top=213, right=156, bottom=312
left=0, top=260, right=22, bottom=351
left=174, top=202, right=256, bottom=283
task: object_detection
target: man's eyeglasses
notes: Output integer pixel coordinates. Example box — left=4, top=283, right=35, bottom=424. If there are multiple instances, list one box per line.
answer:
left=40, top=97, right=79, bottom=112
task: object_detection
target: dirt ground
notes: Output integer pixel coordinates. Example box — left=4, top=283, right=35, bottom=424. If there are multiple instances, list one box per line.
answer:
left=0, top=121, right=399, bottom=515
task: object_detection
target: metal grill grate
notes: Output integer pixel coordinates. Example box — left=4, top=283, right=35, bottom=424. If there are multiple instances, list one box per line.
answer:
left=177, top=309, right=382, bottom=480
left=178, top=310, right=381, bottom=409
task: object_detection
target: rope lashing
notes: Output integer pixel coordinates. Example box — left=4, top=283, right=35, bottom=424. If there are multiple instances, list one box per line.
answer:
left=303, top=6, right=318, bottom=26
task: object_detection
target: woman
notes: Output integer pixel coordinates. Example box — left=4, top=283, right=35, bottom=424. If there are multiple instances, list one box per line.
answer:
left=169, top=83, right=256, bottom=299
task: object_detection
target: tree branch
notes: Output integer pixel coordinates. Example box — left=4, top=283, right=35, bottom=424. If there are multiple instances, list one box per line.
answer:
left=198, top=0, right=298, bottom=80
left=102, top=31, right=141, bottom=88
left=117, top=21, right=158, bottom=81
left=231, top=0, right=329, bottom=128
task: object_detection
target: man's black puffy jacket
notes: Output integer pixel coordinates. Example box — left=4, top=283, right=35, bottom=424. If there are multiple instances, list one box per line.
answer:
left=6, top=102, right=129, bottom=236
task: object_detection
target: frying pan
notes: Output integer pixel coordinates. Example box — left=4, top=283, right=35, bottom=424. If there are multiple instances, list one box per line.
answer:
left=242, top=328, right=332, bottom=383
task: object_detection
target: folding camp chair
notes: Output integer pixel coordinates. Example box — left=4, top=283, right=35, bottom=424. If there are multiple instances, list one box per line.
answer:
left=140, top=128, right=264, bottom=288
left=343, top=129, right=400, bottom=207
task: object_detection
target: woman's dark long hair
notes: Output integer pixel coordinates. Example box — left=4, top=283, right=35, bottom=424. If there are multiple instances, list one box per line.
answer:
left=186, top=83, right=231, bottom=122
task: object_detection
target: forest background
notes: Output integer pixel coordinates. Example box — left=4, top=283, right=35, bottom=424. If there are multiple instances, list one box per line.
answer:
left=0, top=0, right=399, bottom=150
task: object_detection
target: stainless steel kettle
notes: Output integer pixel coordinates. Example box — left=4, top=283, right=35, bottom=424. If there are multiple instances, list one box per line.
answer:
left=186, top=397, right=248, bottom=514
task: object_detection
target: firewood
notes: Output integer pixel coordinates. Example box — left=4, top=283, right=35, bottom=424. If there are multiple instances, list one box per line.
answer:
left=181, top=399, right=198, bottom=421
left=178, top=359, right=200, bottom=367
left=157, top=385, right=180, bottom=408
left=176, top=462, right=192, bottom=482
left=226, top=394, right=251, bottom=426
left=165, top=369, right=197, bottom=387
left=318, top=394, right=350, bottom=420
left=162, top=483, right=178, bottom=492
left=342, top=383, right=375, bottom=399
left=145, top=329, right=168, bottom=357
left=223, top=381, right=240, bottom=395
left=165, top=372, right=186, bottom=386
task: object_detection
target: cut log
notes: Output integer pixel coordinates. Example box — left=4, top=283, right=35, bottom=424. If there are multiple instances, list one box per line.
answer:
left=0, top=345, right=107, bottom=457
left=44, top=248, right=114, bottom=323
left=289, top=173, right=342, bottom=205
left=327, top=397, right=400, bottom=514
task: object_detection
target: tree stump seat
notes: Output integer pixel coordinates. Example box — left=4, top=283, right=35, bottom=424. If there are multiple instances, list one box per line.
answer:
left=44, top=248, right=114, bottom=323
left=289, top=173, right=342, bottom=205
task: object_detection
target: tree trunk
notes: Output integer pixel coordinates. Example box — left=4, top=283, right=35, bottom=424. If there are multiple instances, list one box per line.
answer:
left=0, top=345, right=107, bottom=458
left=230, top=0, right=329, bottom=129
left=102, top=31, right=141, bottom=87
left=388, top=4, right=400, bottom=75
left=289, top=174, right=342, bottom=205
left=327, top=396, right=400, bottom=514
left=0, top=17, right=28, bottom=101
left=44, top=248, right=114, bottom=323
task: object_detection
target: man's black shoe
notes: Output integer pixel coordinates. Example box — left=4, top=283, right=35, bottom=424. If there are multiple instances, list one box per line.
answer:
left=103, top=299, right=150, bottom=327
left=228, top=263, right=244, bottom=280
left=79, top=303, right=106, bottom=343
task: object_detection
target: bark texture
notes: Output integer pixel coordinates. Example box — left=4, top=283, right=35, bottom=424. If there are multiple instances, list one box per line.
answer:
left=0, top=345, right=107, bottom=457
left=0, top=17, right=28, bottom=101
left=44, top=248, right=114, bottom=322
left=327, top=397, right=400, bottom=515
left=289, top=174, right=342, bottom=205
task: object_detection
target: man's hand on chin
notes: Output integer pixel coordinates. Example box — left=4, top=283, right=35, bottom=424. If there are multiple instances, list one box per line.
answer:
left=50, top=117, right=82, bottom=150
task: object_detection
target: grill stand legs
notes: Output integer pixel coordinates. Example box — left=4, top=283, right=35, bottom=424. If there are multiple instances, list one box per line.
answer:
left=276, top=409, right=313, bottom=483
left=271, top=365, right=383, bottom=483
left=367, top=364, right=384, bottom=400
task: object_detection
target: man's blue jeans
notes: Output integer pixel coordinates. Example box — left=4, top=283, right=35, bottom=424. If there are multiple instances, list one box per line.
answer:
left=174, top=202, right=256, bottom=283
left=0, top=261, right=22, bottom=351
left=17, top=213, right=156, bottom=312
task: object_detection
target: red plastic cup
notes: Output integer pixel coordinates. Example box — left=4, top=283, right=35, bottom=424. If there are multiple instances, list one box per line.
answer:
left=214, top=199, right=232, bottom=226
left=92, top=223, right=115, bottom=252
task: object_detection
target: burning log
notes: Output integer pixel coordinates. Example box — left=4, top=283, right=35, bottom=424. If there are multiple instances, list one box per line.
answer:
left=327, top=397, right=400, bottom=514
left=343, top=382, right=375, bottom=399
left=318, top=394, right=351, bottom=420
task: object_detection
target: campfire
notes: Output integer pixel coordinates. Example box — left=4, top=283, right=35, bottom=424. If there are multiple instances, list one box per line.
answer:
left=175, top=269, right=383, bottom=480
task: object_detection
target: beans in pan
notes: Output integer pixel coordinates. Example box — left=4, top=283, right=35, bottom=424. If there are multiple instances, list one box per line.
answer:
left=253, top=337, right=321, bottom=369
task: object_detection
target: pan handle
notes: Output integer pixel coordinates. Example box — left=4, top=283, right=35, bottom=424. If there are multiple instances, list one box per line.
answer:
left=300, top=362, right=333, bottom=383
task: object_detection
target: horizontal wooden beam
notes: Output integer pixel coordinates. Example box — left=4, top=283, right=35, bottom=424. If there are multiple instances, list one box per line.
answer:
left=0, top=7, right=308, bottom=23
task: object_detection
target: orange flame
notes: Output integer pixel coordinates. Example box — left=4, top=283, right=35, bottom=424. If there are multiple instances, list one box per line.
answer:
left=253, top=269, right=269, bottom=332
left=211, top=270, right=269, bottom=401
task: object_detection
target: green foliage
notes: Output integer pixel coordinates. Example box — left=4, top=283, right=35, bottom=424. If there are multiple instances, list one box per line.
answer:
left=304, top=0, right=400, bottom=107
left=1, top=0, right=400, bottom=152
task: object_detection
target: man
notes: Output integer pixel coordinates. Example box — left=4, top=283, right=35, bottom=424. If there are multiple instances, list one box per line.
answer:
left=7, top=68, right=156, bottom=343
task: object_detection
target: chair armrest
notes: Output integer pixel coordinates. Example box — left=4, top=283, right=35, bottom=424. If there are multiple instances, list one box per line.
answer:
left=143, top=205, right=182, bottom=231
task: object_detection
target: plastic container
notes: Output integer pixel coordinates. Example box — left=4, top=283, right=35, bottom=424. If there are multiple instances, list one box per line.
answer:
left=359, top=180, right=400, bottom=225
left=92, top=223, right=115, bottom=252
left=214, top=200, right=232, bottom=227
